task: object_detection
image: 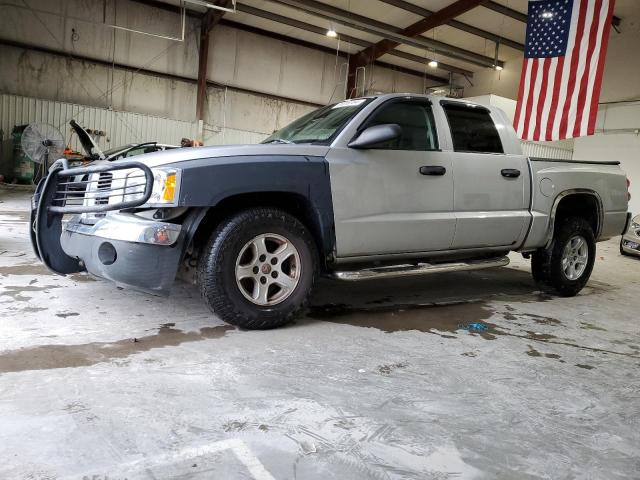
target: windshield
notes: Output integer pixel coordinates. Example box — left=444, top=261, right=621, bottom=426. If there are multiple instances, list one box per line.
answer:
left=263, top=98, right=372, bottom=145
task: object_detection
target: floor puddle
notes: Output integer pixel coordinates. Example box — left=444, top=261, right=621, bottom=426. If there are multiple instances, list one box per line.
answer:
left=0, top=284, right=61, bottom=301
left=309, top=301, right=638, bottom=358
left=0, top=324, right=234, bottom=374
left=309, top=301, right=499, bottom=339
left=0, top=264, right=52, bottom=277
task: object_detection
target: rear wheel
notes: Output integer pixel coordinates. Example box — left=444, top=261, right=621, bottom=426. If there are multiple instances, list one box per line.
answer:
left=197, top=208, right=317, bottom=329
left=531, top=216, right=596, bottom=297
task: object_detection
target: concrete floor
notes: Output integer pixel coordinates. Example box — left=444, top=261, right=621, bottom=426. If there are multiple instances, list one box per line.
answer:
left=1, top=188, right=639, bottom=480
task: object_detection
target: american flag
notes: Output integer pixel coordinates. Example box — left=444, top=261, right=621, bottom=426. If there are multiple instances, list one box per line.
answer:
left=513, top=0, right=616, bottom=141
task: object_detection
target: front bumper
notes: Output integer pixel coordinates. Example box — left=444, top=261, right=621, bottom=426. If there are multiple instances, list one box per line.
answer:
left=621, top=233, right=640, bottom=257
left=620, top=213, right=640, bottom=257
left=30, top=159, right=182, bottom=295
left=60, top=214, right=184, bottom=295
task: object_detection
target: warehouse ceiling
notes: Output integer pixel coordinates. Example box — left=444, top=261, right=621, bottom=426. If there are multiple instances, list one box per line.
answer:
left=233, top=0, right=527, bottom=71
left=147, top=0, right=633, bottom=81
left=150, top=0, right=529, bottom=79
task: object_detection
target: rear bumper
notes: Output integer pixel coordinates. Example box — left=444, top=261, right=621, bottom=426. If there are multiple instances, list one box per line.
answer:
left=60, top=215, right=183, bottom=295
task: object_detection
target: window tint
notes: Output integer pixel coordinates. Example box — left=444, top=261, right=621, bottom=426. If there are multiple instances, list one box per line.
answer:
left=442, top=103, right=504, bottom=154
left=363, top=101, right=438, bottom=151
left=263, top=98, right=372, bottom=145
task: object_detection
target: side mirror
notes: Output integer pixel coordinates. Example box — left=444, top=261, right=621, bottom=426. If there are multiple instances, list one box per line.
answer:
left=348, top=124, right=401, bottom=149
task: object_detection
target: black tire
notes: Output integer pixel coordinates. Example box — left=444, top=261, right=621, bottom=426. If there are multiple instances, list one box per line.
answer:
left=197, top=208, right=317, bottom=329
left=531, top=216, right=596, bottom=297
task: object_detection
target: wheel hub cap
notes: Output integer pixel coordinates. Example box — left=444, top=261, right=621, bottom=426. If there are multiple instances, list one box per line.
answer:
left=235, top=233, right=301, bottom=306
left=561, top=235, right=588, bottom=281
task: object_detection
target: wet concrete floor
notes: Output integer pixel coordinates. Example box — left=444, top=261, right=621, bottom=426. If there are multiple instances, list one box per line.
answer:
left=1, top=189, right=639, bottom=479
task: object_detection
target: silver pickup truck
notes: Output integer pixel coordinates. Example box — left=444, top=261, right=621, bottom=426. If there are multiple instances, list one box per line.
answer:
left=31, top=94, right=631, bottom=329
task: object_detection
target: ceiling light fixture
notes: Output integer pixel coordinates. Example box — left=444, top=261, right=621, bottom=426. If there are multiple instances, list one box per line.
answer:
left=428, top=60, right=438, bottom=68
left=495, top=65, right=504, bottom=71
left=326, top=29, right=338, bottom=38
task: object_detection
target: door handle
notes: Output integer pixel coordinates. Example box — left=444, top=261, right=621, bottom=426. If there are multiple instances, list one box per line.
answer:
left=419, top=166, right=446, bottom=176
left=501, top=168, right=521, bottom=178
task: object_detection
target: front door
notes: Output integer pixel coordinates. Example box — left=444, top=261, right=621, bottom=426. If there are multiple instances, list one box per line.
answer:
left=441, top=101, right=529, bottom=249
left=327, top=99, right=455, bottom=258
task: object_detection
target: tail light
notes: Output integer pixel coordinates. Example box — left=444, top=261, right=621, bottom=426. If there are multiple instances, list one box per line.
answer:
left=627, top=177, right=631, bottom=201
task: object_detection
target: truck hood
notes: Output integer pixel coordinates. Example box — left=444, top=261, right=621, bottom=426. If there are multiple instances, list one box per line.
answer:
left=115, top=144, right=332, bottom=168
left=70, top=120, right=106, bottom=160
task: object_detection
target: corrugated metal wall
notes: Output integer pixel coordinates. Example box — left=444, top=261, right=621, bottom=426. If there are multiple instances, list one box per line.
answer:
left=0, top=93, right=575, bottom=161
left=0, top=94, right=199, bottom=153
left=521, top=140, right=573, bottom=160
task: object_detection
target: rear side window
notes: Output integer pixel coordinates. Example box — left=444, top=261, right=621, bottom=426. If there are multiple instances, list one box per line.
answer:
left=442, top=103, right=504, bottom=154
left=363, top=101, right=438, bottom=151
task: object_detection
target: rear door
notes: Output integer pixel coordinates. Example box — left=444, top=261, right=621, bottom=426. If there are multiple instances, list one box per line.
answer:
left=327, top=98, right=455, bottom=257
left=441, top=101, right=529, bottom=249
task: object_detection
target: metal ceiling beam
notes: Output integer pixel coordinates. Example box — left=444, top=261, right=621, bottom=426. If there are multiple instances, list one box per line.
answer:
left=268, top=0, right=504, bottom=69
left=352, top=0, right=490, bottom=66
left=481, top=1, right=527, bottom=23
left=345, top=0, right=488, bottom=97
left=236, top=3, right=470, bottom=77
left=377, top=0, right=524, bottom=51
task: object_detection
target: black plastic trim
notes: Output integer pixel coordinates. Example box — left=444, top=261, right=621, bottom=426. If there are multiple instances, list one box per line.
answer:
left=530, top=157, right=621, bottom=166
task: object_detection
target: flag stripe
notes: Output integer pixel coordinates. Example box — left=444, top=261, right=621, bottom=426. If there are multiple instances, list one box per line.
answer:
left=551, top=0, right=583, bottom=141
left=533, top=58, right=551, bottom=140
left=522, top=59, right=539, bottom=139
left=513, top=59, right=529, bottom=133
left=582, top=0, right=614, bottom=135
left=572, top=0, right=601, bottom=138
left=517, top=59, right=533, bottom=137
left=539, top=56, right=558, bottom=140
left=545, top=56, right=564, bottom=141
left=559, top=0, right=590, bottom=140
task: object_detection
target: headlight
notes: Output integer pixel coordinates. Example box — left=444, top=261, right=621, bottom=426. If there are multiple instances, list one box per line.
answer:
left=125, top=167, right=181, bottom=207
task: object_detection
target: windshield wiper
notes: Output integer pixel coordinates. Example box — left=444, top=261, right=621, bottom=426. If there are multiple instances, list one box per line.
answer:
left=263, top=138, right=293, bottom=144
left=291, top=139, right=324, bottom=144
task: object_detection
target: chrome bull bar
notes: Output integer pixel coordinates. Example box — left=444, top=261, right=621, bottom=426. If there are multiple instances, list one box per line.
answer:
left=46, top=160, right=154, bottom=214
left=31, top=159, right=154, bottom=275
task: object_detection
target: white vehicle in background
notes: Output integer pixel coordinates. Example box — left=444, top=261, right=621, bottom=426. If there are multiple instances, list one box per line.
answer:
left=67, top=120, right=178, bottom=192
left=620, top=214, right=640, bottom=257
left=69, top=120, right=179, bottom=162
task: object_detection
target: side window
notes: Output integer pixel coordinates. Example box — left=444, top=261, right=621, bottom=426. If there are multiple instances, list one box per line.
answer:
left=363, top=101, right=438, bottom=151
left=442, top=103, right=504, bottom=154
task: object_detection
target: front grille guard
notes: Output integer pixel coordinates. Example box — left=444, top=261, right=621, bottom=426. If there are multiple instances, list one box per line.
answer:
left=46, top=159, right=154, bottom=214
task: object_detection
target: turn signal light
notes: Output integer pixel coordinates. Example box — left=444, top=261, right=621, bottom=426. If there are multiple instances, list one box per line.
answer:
left=162, top=173, right=177, bottom=202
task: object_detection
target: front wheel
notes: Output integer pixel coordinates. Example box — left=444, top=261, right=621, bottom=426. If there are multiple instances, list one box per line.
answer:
left=197, top=208, right=317, bottom=329
left=531, top=217, right=596, bottom=297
